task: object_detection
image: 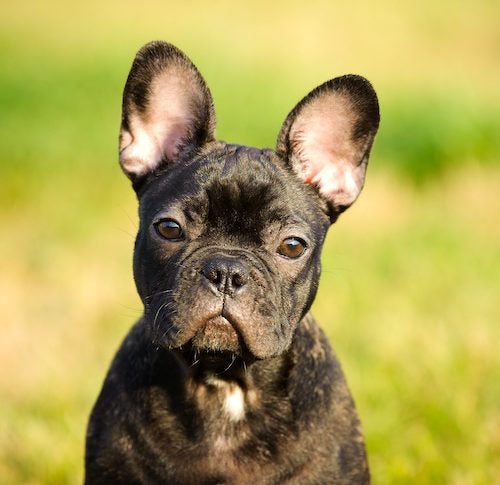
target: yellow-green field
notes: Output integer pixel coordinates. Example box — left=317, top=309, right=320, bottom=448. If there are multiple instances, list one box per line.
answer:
left=1, top=1, right=499, bottom=483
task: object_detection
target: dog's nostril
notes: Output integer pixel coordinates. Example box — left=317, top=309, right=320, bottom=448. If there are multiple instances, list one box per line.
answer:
left=231, top=271, right=248, bottom=288
left=214, top=271, right=223, bottom=285
left=202, top=266, right=223, bottom=285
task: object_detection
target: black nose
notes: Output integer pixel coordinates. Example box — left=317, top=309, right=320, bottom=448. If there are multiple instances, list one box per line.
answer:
left=201, top=256, right=249, bottom=295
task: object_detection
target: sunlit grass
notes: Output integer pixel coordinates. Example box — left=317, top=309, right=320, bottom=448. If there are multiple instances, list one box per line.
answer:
left=1, top=0, right=499, bottom=483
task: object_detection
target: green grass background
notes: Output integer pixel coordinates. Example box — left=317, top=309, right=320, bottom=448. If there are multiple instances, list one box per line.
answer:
left=1, top=0, right=499, bottom=483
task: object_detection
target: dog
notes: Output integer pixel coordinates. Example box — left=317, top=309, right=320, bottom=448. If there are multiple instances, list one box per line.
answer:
left=85, top=41, right=379, bottom=484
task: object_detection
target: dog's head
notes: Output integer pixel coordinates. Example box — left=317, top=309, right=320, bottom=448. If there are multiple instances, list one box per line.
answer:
left=119, top=42, right=379, bottom=364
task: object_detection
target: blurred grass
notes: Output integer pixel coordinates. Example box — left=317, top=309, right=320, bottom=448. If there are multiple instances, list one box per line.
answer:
left=1, top=0, right=499, bottom=483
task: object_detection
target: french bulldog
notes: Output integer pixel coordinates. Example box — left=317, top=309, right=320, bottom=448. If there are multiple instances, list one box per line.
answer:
left=85, top=41, right=379, bottom=484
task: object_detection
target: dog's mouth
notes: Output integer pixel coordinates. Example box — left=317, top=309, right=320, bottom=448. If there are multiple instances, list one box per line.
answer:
left=177, top=314, right=256, bottom=374
left=190, top=315, right=241, bottom=354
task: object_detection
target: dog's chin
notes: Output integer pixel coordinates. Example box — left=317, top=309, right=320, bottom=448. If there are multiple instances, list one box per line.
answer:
left=174, top=316, right=259, bottom=373
left=190, top=315, right=242, bottom=355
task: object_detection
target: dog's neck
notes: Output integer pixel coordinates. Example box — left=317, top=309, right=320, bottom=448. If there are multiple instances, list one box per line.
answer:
left=142, top=325, right=293, bottom=427
left=181, top=347, right=291, bottom=417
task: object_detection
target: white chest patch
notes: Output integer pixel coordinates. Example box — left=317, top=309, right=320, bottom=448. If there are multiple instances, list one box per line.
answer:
left=224, top=386, right=245, bottom=421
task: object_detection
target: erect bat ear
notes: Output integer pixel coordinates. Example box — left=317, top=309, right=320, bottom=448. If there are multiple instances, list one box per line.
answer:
left=119, top=41, right=216, bottom=184
left=276, top=75, right=380, bottom=218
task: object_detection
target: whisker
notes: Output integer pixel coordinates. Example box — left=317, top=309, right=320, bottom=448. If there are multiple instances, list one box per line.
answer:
left=152, top=302, right=175, bottom=342
left=219, top=354, right=236, bottom=374
left=144, top=289, right=174, bottom=302
left=154, top=312, right=177, bottom=343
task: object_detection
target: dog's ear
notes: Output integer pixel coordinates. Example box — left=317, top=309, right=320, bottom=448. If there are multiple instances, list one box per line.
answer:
left=119, top=41, right=216, bottom=183
left=276, top=75, right=379, bottom=218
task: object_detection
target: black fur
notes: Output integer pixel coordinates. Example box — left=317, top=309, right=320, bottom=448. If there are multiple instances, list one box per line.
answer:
left=85, top=41, right=379, bottom=484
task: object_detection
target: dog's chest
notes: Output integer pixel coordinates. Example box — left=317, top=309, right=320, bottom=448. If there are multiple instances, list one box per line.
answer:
left=168, top=378, right=264, bottom=479
left=188, top=376, right=253, bottom=456
left=201, top=375, right=248, bottom=423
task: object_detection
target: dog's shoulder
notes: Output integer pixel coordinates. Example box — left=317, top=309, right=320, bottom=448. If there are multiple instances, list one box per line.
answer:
left=287, top=314, right=369, bottom=481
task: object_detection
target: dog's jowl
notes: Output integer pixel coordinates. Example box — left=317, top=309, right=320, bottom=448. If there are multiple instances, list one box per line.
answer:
left=85, top=41, right=379, bottom=484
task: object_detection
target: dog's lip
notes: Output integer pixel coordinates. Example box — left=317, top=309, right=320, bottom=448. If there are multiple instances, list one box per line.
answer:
left=188, top=311, right=241, bottom=354
left=206, top=314, right=235, bottom=330
left=197, top=309, right=238, bottom=330
left=218, top=312, right=237, bottom=329
left=222, top=300, right=280, bottom=360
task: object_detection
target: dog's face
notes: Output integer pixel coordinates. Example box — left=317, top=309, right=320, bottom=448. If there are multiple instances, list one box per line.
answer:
left=119, top=42, right=379, bottom=363
left=133, top=147, right=330, bottom=360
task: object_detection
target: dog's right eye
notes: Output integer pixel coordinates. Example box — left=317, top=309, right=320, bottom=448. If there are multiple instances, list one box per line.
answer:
left=154, top=219, right=184, bottom=240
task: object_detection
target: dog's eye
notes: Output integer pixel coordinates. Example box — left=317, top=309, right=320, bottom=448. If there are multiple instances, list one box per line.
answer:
left=278, top=237, right=307, bottom=259
left=154, top=219, right=184, bottom=240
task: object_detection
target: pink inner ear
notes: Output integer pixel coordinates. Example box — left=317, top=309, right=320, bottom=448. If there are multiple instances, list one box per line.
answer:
left=119, top=67, right=205, bottom=177
left=290, top=93, right=366, bottom=208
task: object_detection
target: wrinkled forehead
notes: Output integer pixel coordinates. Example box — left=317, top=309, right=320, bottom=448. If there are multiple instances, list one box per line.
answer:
left=196, top=147, right=292, bottom=224
left=139, top=146, right=329, bottom=231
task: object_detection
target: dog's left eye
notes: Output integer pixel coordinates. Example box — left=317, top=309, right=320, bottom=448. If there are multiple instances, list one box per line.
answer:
left=278, top=237, right=307, bottom=259
left=154, top=219, right=184, bottom=240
